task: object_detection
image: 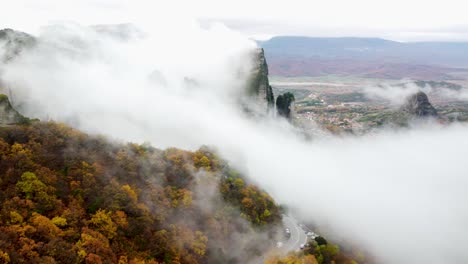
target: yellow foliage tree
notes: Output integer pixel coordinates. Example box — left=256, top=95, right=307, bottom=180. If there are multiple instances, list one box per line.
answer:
left=121, top=184, right=138, bottom=202
left=0, top=250, right=10, bottom=263
left=266, top=254, right=318, bottom=264
left=30, top=212, right=62, bottom=237
left=193, top=151, right=212, bottom=170
left=10, top=211, right=23, bottom=224
left=51, top=216, right=67, bottom=227
left=89, top=209, right=117, bottom=239
left=118, top=255, right=128, bottom=264
left=191, top=231, right=208, bottom=256
left=113, top=210, right=128, bottom=229
left=16, top=172, right=47, bottom=200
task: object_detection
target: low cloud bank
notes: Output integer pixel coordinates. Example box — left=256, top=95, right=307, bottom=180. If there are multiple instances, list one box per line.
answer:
left=1, top=22, right=468, bottom=264
left=363, top=81, right=468, bottom=104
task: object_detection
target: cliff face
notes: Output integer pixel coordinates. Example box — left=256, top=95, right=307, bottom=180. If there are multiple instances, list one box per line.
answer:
left=0, top=94, right=29, bottom=125
left=276, top=92, right=295, bottom=118
left=402, top=91, right=438, bottom=117
left=246, top=48, right=275, bottom=110
left=0, top=28, right=36, bottom=62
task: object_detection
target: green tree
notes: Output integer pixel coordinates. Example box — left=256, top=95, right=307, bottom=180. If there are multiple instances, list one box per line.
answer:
left=16, top=171, right=56, bottom=212
left=315, top=236, right=328, bottom=246
left=16, top=172, right=46, bottom=200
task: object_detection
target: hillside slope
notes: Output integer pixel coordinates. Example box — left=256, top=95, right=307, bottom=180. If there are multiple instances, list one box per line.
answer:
left=0, top=96, right=282, bottom=263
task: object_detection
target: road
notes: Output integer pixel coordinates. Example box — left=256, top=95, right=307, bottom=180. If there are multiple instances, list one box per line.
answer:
left=280, top=214, right=308, bottom=253
left=248, top=214, right=309, bottom=264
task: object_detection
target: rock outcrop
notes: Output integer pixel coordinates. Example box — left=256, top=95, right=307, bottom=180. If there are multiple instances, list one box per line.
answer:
left=246, top=48, right=275, bottom=110
left=0, top=28, right=36, bottom=62
left=0, top=94, right=30, bottom=125
left=402, top=91, right=438, bottom=117
left=276, top=92, right=295, bottom=118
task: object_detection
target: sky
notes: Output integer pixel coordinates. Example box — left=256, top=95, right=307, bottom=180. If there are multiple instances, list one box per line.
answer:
left=2, top=0, right=468, bottom=41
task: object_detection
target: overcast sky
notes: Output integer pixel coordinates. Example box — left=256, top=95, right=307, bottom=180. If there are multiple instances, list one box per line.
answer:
left=2, top=0, right=468, bottom=41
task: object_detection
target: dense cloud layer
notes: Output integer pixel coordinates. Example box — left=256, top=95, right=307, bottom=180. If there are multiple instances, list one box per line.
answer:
left=1, top=22, right=468, bottom=264
left=3, top=0, right=468, bottom=41
left=363, top=82, right=468, bottom=104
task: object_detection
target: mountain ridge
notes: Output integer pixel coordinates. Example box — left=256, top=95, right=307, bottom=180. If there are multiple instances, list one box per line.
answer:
left=259, top=36, right=468, bottom=79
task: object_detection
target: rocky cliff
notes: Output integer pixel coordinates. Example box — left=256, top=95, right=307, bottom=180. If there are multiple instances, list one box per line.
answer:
left=246, top=48, right=275, bottom=110
left=276, top=92, right=295, bottom=118
left=402, top=91, right=438, bottom=117
left=0, top=94, right=30, bottom=125
left=0, top=28, right=36, bottom=62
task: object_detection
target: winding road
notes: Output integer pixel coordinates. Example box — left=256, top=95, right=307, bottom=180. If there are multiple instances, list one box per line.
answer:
left=248, top=214, right=308, bottom=264
left=280, top=214, right=308, bottom=253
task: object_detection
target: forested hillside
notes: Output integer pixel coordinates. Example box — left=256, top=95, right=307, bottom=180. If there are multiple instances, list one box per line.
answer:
left=0, top=118, right=281, bottom=263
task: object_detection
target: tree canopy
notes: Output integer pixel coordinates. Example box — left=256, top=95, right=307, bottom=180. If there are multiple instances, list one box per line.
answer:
left=0, top=121, right=281, bottom=263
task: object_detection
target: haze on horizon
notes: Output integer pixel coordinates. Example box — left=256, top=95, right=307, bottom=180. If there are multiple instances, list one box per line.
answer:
left=3, top=0, right=468, bottom=42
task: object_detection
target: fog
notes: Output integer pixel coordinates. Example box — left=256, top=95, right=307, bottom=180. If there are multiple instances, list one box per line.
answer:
left=363, top=83, right=423, bottom=105
left=364, top=81, right=468, bottom=104
left=2, top=21, right=468, bottom=264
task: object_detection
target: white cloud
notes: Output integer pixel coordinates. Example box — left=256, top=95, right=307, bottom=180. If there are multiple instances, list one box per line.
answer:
left=363, top=83, right=425, bottom=105
left=363, top=82, right=468, bottom=105
left=2, top=0, right=468, bottom=41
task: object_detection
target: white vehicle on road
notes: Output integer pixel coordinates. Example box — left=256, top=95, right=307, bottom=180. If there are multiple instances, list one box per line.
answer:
left=280, top=215, right=308, bottom=254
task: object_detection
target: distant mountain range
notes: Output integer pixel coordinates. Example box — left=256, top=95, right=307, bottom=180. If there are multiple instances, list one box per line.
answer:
left=258, top=36, right=468, bottom=80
